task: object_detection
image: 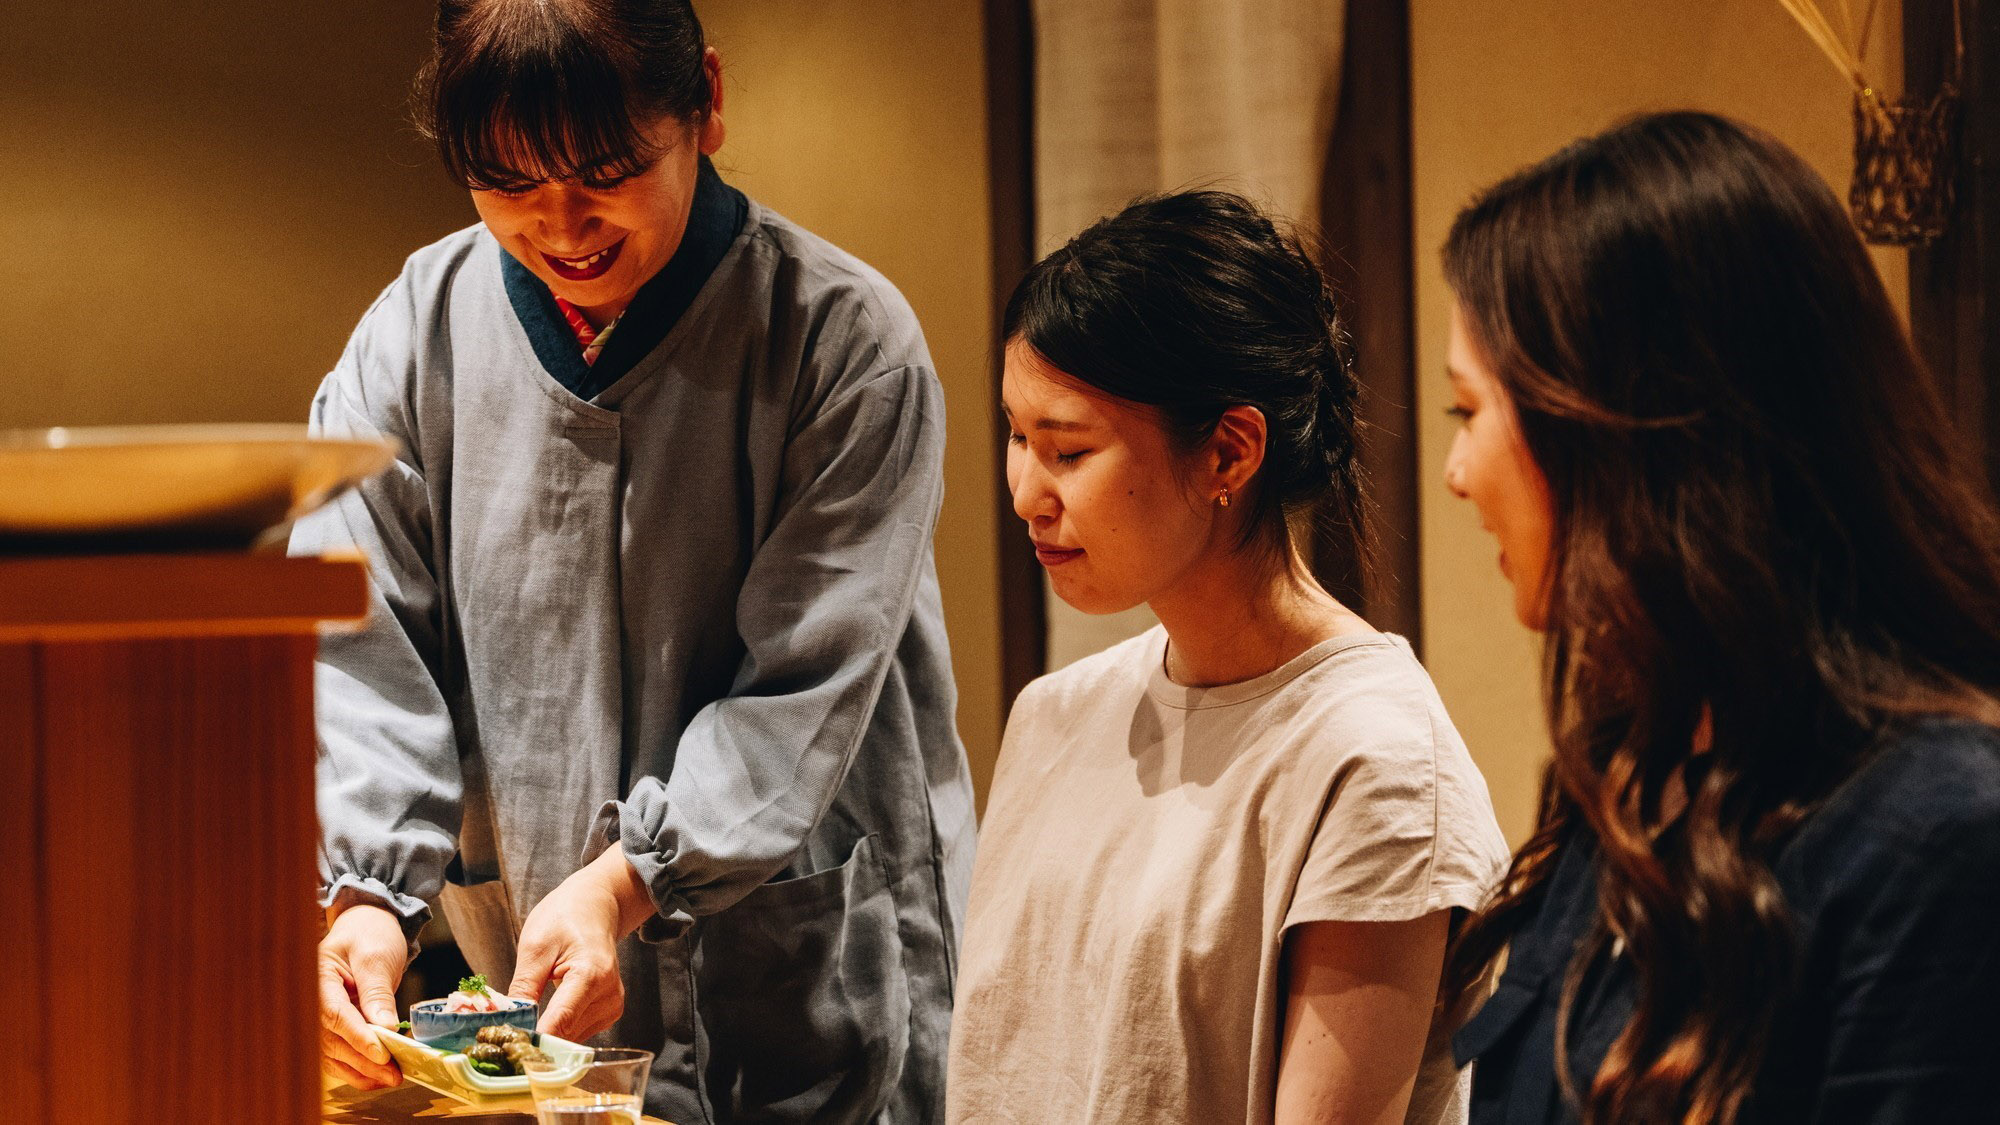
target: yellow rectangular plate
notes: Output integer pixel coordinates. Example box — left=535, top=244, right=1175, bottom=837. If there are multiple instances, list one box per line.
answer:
left=373, top=1027, right=592, bottom=1104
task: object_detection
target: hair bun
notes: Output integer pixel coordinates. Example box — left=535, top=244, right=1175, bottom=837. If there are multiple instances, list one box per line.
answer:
left=1003, top=189, right=1370, bottom=557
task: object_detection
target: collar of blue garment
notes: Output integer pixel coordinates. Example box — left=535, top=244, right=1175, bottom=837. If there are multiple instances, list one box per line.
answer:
left=500, top=156, right=749, bottom=402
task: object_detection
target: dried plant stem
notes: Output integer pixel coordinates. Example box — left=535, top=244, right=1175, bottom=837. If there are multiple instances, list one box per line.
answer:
left=1855, top=0, right=1882, bottom=67
left=1777, top=0, right=1871, bottom=89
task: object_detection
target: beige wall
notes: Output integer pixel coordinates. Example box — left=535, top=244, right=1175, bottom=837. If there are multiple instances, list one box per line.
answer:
left=699, top=1, right=1003, bottom=796
left=14, top=0, right=1912, bottom=833
left=2, top=2, right=1004, bottom=795
left=0, top=3, right=469, bottom=429
left=1411, top=0, right=1906, bottom=843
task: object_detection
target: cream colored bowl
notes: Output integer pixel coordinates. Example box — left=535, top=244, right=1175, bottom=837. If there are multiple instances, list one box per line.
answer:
left=0, top=424, right=398, bottom=549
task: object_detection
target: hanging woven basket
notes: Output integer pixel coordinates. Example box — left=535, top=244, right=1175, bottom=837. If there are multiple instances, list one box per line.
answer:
left=1779, top=0, right=1965, bottom=245
left=1849, top=84, right=1962, bottom=245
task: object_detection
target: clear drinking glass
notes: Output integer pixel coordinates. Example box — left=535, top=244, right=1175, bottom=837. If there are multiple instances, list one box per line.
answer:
left=524, top=1047, right=654, bottom=1124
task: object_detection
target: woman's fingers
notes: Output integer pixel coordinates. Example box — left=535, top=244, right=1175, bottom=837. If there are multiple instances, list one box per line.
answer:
left=317, top=906, right=409, bottom=1088
left=574, top=975, right=628, bottom=1041
left=536, top=967, right=591, bottom=1040
left=317, top=999, right=400, bottom=1090
left=318, top=961, right=392, bottom=1061
left=321, top=1050, right=373, bottom=1091
left=321, top=1026, right=400, bottom=1089
left=340, top=912, right=411, bottom=1028
left=507, top=937, right=557, bottom=1010
left=514, top=862, right=635, bottom=1042
left=537, top=958, right=626, bottom=1042
left=319, top=1024, right=399, bottom=1089
left=352, top=969, right=402, bottom=1030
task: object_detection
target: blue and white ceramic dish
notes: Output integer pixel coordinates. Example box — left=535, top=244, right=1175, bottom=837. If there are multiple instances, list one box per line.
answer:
left=407, top=996, right=539, bottom=1051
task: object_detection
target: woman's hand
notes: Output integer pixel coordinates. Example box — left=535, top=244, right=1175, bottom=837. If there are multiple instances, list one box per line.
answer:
left=508, top=846, right=657, bottom=1042
left=318, top=903, right=409, bottom=1090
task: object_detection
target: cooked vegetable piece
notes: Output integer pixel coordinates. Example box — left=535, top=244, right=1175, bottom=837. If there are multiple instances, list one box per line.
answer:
left=475, top=1024, right=530, bottom=1046
left=503, top=1040, right=549, bottom=1067
left=467, top=1042, right=512, bottom=1075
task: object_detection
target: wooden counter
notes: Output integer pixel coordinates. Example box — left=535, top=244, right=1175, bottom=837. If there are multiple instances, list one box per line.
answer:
left=0, top=552, right=367, bottom=1124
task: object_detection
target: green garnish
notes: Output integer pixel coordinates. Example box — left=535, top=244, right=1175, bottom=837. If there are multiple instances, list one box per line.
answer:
left=458, top=974, right=492, bottom=996
left=396, top=1020, right=411, bottom=1032
left=468, top=1058, right=504, bottom=1077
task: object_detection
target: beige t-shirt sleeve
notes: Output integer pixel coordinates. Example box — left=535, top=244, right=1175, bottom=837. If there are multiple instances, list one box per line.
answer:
left=1282, top=692, right=1505, bottom=930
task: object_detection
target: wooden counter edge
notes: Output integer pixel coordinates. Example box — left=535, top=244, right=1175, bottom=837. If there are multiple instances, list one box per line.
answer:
left=0, top=552, right=368, bottom=642
left=323, top=1079, right=677, bottom=1123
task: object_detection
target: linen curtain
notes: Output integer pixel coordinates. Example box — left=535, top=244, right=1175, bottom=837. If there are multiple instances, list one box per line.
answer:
left=1032, top=0, right=1348, bottom=669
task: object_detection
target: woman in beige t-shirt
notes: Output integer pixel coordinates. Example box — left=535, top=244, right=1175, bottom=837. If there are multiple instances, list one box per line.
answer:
left=947, top=191, right=1509, bottom=1124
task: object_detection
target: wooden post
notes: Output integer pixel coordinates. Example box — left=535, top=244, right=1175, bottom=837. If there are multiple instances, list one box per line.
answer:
left=1319, top=0, right=1422, bottom=650
left=1907, top=0, right=2000, bottom=488
left=0, top=553, right=365, bottom=1124
left=986, top=0, right=1046, bottom=710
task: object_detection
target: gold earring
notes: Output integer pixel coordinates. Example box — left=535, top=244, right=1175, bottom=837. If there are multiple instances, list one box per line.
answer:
left=1217, top=486, right=1232, bottom=509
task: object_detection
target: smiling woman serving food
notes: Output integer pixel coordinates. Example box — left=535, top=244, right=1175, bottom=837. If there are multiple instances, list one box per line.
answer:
left=292, top=2, right=976, bottom=1121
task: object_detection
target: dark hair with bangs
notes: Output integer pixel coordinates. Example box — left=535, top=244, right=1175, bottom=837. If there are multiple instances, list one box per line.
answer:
left=415, top=0, right=712, bottom=190
left=1003, top=190, right=1367, bottom=564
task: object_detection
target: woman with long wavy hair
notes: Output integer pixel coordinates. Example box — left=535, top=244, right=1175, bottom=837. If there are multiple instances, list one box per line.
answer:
left=1439, top=111, right=2000, bottom=1122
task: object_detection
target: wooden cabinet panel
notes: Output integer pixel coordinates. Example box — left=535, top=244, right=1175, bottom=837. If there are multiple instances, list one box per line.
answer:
left=0, top=645, right=45, bottom=1124
left=2, top=555, right=362, bottom=1124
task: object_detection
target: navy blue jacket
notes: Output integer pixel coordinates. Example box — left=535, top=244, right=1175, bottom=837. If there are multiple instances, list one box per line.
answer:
left=1456, top=717, right=2000, bottom=1123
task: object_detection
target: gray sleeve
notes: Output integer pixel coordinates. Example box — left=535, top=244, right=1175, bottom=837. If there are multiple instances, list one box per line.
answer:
left=290, top=283, right=461, bottom=943
left=605, top=361, right=945, bottom=939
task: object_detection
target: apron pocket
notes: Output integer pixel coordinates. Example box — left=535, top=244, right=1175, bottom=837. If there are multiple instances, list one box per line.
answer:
left=437, top=878, right=520, bottom=991
left=693, top=833, right=911, bottom=1124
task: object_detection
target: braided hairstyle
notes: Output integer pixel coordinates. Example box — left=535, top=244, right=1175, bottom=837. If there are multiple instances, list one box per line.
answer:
left=1004, top=190, right=1368, bottom=563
